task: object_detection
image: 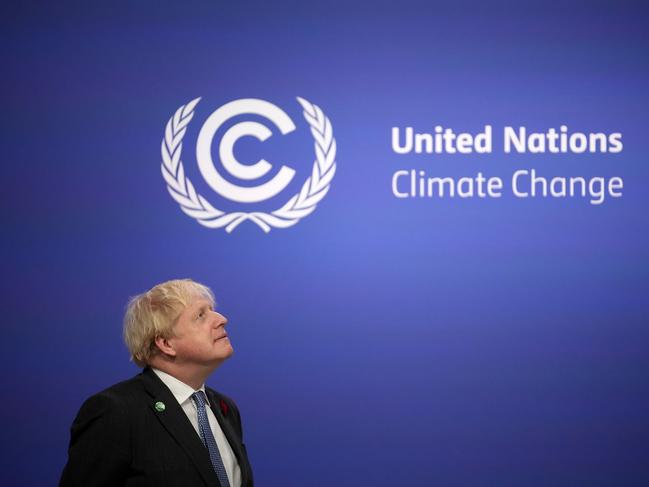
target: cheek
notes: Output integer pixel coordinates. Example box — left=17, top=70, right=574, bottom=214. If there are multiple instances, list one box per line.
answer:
left=173, top=335, right=202, bottom=354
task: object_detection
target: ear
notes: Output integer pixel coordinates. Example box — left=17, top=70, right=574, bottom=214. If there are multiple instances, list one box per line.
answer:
left=154, top=336, right=177, bottom=358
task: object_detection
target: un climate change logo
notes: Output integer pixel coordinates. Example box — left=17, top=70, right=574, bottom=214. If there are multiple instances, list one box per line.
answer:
left=161, top=97, right=337, bottom=233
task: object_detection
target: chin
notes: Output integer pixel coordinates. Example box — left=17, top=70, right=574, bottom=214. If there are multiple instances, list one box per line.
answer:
left=215, top=342, right=234, bottom=359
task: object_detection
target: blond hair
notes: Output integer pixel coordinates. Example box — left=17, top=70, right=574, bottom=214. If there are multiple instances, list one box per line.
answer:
left=123, top=279, right=215, bottom=367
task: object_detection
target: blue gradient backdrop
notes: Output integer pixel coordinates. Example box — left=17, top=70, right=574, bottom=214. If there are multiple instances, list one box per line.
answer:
left=2, top=1, right=649, bottom=485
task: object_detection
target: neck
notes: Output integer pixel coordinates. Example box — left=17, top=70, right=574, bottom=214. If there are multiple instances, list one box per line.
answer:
left=149, top=358, right=222, bottom=390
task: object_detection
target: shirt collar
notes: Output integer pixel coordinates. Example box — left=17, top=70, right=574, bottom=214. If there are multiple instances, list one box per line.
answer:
left=151, top=368, right=210, bottom=407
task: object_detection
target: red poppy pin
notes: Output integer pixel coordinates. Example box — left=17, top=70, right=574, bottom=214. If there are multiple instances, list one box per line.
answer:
left=220, top=399, right=229, bottom=416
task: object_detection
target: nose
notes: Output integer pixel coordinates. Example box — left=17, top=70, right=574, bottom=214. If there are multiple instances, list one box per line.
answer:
left=212, top=310, right=227, bottom=327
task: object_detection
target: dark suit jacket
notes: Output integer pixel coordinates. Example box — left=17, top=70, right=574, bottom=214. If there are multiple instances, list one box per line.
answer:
left=60, top=368, right=253, bottom=487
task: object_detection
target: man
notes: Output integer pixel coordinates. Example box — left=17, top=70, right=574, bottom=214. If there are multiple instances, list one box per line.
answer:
left=60, top=279, right=253, bottom=487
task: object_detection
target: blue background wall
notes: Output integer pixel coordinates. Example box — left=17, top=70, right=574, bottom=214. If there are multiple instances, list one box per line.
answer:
left=3, top=1, right=648, bottom=485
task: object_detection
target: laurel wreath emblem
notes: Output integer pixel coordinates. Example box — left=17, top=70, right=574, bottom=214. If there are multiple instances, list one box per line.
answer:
left=160, top=97, right=337, bottom=233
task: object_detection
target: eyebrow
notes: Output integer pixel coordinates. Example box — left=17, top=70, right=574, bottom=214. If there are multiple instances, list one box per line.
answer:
left=194, top=301, right=214, bottom=315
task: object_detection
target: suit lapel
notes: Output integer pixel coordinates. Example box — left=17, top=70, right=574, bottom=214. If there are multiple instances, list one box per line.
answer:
left=206, top=389, right=248, bottom=481
left=140, top=368, right=219, bottom=487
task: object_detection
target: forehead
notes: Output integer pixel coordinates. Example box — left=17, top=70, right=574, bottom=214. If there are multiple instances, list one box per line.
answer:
left=185, top=296, right=215, bottom=310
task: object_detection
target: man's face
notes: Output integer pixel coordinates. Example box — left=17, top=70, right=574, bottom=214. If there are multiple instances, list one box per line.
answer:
left=167, top=297, right=233, bottom=367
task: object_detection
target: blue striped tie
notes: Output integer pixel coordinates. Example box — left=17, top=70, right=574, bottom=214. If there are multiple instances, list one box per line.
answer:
left=191, top=391, right=231, bottom=487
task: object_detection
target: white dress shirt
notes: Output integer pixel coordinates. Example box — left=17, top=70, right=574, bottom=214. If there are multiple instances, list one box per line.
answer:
left=152, top=368, right=242, bottom=487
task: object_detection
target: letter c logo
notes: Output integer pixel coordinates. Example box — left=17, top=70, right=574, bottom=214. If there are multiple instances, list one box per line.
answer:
left=196, top=99, right=296, bottom=203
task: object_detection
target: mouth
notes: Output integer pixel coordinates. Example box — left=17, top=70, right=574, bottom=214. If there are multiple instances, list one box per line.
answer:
left=214, top=335, right=229, bottom=342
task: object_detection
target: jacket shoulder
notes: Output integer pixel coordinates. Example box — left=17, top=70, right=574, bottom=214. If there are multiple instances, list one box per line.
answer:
left=96, top=372, right=147, bottom=396
left=74, top=372, right=149, bottom=421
